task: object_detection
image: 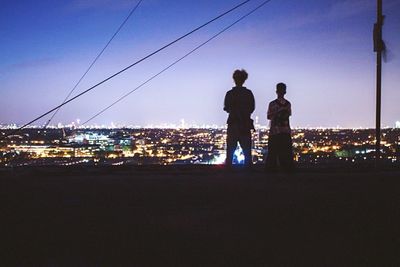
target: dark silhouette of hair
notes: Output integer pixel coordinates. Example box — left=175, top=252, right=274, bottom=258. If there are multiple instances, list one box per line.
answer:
left=276, top=82, right=286, bottom=93
left=233, top=69, right=248, bottom=86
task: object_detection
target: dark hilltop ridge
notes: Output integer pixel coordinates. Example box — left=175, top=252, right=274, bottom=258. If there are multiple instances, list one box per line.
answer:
left=2, top=165, right=400, bottom=266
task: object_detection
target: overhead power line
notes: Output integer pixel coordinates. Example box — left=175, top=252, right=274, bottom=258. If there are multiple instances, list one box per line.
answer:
left=44, top=0, right=144, bottom=128
left=4, top=0, right=251, bottom=139
left=82, top=0, right=273, bottom=126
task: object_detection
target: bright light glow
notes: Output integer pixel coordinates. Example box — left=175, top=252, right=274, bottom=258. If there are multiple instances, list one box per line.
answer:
left=234, top=146, right=245, bottom=165
left=212, top=153, right=226, bottom=165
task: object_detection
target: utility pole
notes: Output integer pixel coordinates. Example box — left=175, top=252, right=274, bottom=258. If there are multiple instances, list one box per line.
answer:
left=373, top=0, right=384, bottom=169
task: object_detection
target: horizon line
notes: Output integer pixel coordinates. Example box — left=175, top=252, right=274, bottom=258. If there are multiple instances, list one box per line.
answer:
left=1, top=124, right=399, bottom=131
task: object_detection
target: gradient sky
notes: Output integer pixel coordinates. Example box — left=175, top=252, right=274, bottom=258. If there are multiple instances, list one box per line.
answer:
left=1, top=0, right=399, bottom=128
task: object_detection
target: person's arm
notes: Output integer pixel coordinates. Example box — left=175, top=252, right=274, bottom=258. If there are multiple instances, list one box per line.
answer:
left=249, top=91, right=255, bottom=114
left=267, top=102, right=274, bottom=120
left=223, top=92, right=231, bottom=113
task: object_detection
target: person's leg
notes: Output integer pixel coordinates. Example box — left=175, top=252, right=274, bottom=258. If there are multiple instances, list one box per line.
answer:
left=275, top=134, right=284, bottom=169
left=265, top=134, right=278, bottom=171
left=239, top=131, right=252, bottom=167
left=287, top=133, right=295, bottom=171
left=280, top=133, right=294, bottom=171
left=226, top=126, right=238, bottom=166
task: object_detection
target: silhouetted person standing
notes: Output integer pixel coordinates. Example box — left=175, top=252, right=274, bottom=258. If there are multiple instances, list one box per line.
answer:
left=224, top=69, right=255, bottom=167
left=266, top=83, right=294, bottom=171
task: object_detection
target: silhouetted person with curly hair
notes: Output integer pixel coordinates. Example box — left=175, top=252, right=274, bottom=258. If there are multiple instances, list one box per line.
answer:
left=266, top=82, right=294, bottom=172
left=224, top=69, right=255, bottom=167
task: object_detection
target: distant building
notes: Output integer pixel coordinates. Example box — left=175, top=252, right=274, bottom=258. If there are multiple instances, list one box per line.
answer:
left=396, top=121, right=400, bottom=129
left=68, top=132, right=109, bottom=144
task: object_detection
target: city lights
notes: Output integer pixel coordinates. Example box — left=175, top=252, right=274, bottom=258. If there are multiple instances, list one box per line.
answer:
left=0, top=127, right=399, bottom=167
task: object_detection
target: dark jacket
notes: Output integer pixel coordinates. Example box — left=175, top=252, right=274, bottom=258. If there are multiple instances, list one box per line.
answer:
left=224, top=86, right=255, bottom=130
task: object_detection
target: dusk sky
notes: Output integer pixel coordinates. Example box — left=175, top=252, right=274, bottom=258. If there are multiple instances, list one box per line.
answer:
left=1, top=0, right=399, bottom=128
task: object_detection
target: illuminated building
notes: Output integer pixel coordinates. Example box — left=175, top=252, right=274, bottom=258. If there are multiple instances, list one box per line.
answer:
left=1, top=127, right=399, bottom=166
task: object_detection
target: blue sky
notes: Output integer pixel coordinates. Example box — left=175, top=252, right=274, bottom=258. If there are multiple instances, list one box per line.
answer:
left=1, top=0, right=399, bottom=128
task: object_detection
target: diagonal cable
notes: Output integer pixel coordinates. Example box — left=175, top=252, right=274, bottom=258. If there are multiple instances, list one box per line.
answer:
left=4, top=0, right=251, bottom=139
left=82, top=0, right=273, bottom=126
left=44, top=0, right=144, bottom=128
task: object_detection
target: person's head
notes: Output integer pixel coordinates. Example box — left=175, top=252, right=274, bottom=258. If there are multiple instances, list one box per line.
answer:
left=232, top=69, right=248, bottom=86
left=276, top=82, right=287, bottom=98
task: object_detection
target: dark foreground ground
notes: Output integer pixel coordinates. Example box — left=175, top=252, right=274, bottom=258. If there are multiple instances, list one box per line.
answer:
left=1, top=165, right=400, bottom=266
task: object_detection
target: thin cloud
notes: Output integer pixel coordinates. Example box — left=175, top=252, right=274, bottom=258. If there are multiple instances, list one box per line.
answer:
left=327, top=0, right=375, bottom=19
left=0, top=57, right=57, bottom=74
left=270, top=0, right=375, bottom=32
left=69, top=0, right=135, bottom=11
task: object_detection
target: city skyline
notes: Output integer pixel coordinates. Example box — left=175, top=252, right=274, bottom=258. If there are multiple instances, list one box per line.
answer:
left=1, top=0, right=400, bottom=128
left=2, top=119, right=400, bottom=130
left=1, top=127, right=399, bottom=167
